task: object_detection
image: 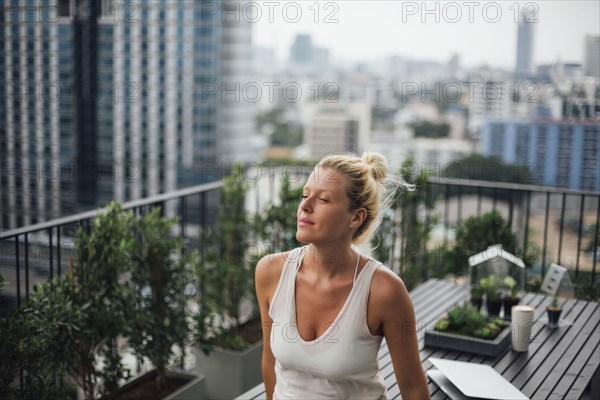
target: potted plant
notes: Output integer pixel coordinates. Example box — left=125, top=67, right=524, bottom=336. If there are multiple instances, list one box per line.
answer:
left=469, top=284, right=483, bottom=311
left=1, top=203, right=137, bottom=399
left=480, top=274, right=503, bottom=316
left=193, top=164, right=264, bottom=399
left=546, top=295, right=562, bottom=327
left=0, top=275, right=82, bottom=399
left=426, top=302, right=511, bottom=357
left=109, top=207, right=205, bottom=400
left=62, top=202, right=137, bottom=399
left=503, top=276, right=521, bottom=319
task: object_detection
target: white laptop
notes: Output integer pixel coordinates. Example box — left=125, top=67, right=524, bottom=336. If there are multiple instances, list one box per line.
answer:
left=426, top=358, right=529, bottom=400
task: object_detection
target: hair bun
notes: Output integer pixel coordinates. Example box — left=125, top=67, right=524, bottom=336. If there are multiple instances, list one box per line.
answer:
left=361, top=152, right=388, bottom=182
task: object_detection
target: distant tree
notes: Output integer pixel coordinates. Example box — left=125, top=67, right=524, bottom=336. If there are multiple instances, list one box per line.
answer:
left=257, top=108, right=303, bottom=148
left=409, top=120, right=450, bottom=138
left=442, top=154, right=536, bottom=184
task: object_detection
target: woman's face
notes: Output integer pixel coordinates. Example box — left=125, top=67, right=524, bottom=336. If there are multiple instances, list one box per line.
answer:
left=296, top=167, right=362, bottom=246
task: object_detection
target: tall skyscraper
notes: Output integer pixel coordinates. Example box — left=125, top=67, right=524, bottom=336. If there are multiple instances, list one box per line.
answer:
left=583, top=35, right=600, bottom=78
left=290, top=34, right=313, bottom=65
left=515, top=11, right=535, bottom=78
left=1, top=0, right=257, bottom=230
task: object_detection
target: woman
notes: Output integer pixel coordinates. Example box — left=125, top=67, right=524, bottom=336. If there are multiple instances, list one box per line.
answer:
left=255, top=152, right=430, bottom=399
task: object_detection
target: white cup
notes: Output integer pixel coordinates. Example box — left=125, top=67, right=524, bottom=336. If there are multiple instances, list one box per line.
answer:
left=511, top=305, right=535, bottom=352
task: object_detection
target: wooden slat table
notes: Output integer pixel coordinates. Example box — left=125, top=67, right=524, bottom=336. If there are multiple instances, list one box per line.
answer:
left=237, top=279, right=600, bottom=400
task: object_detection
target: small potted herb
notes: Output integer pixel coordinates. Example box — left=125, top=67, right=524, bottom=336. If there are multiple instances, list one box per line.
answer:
left=546, top=295, right=562, bottom=327
left=470, top=284, right=483, bottom=311
left=480, top=274, right=502, bottom=316
left=502, top=276, right=521, bottom=319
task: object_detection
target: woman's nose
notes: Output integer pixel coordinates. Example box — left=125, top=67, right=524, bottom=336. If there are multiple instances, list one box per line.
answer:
left=300, top=197, right=312, bottom=212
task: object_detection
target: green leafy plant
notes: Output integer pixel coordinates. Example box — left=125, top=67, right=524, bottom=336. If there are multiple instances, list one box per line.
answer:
left=371, top=157, right=438, bottom=290
left=434, top=302, right=508, bottom=340
left=480, top=274, right=501, bottom=301
left=195, top=164, right=260, bottom=352
left=470, top=285, right=483, bottom=299
left=549, top=295, right=561, bottom=309
left=126, top=207, right=196, bottom=390
left=62, top=202, right=137, bottom=399
left=254, top=172, right=302, bottom=253
left=449, top=210, right=535, bottom=277
left=504, top=276, right=519, bottom=299
left=0, top=277, right=79, bottom=400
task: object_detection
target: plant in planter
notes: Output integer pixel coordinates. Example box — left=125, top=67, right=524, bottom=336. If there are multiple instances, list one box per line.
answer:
left=480, top=274, right=503, bottom=316
left=546, top=295, right=562, bottom=327
left=121, top=207, right=198, bottom=397
left=434, top=302, right=508, bottom=340
left=63, top=202, right=137, bottom=399
left=469, top=284, right=483, bottom=311
left=428, top=302, right=510, bottom=356
left=1, top=203, right=136, bottom=399
left=0, top=276, right=80, bottom=400
left=193, top=164, right=264, bottom=399
left=503, top=276, right=521, bottom=318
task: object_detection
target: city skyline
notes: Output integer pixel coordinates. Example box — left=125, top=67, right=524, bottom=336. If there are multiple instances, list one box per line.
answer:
left=253, top=1, right=600, bottom=70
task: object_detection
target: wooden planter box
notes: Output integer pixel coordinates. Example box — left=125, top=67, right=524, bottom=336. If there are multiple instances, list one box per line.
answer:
left=424, top=325, right=512, bottom=357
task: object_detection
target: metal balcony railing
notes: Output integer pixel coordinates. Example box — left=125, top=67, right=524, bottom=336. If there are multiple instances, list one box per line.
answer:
left=1, top=178, right=599, bottom=316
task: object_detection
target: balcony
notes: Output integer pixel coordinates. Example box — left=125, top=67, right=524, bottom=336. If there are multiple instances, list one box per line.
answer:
left=1, top=174, right=599, bottom=399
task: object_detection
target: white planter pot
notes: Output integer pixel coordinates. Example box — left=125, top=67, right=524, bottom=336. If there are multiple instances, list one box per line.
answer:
left=194, top=340, right=263, bottom=400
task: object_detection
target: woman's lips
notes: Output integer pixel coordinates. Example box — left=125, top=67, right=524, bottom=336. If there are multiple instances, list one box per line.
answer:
left=298, top=218, right=315, bottom=227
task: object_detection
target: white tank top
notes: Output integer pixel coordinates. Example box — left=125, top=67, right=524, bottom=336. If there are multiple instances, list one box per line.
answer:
left=268, top=246, right=389, bottom=400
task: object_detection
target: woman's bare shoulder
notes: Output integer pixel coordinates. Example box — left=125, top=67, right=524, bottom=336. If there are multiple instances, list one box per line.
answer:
left=370, top=263, right=411, bottom=309
left=255, top=250, right=295, bottom=293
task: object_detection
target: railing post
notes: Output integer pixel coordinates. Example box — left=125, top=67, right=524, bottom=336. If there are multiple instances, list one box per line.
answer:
left=558, top=193, right=566, bottom=264
left=49, top=227, right=54, bottom=280
left=457, top=185, right=462, bottom=225
left=25, top=233, right=30, bottom=298
left=444, top=185, right=450, bottom=246
left=575, top=195, right=585, bottom=278
left=15, top=236, right=21, bottom=307
left=592, top=196, right=600, bottom=285
left=522, top=191, right=531, bottom=267
left=477, top=186, right=482, bottom=216
left=57, top=225, right=62, bottom=276
left=542, top=192, right=551, bottom=278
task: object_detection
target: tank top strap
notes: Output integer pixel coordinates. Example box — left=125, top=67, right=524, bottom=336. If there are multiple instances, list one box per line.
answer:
left=349, top=259, right=381, bottom=312
left=268, top=246, right=308, bottom=319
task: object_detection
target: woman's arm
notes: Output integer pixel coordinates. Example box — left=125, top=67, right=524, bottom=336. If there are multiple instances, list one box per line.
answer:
left=255, top=254, right=282, bottom=400
left=374, top=270, right=431, bottom=400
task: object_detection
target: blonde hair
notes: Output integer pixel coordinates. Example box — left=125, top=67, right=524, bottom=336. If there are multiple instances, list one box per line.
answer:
left=317, top=152, right=412, bottom=245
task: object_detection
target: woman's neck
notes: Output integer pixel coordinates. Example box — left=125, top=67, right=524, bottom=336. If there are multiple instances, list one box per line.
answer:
left=302, top=243, right=358, bottom=280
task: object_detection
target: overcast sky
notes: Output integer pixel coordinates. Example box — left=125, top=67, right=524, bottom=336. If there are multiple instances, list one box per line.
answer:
left=252, top=1, right=600, bottom=69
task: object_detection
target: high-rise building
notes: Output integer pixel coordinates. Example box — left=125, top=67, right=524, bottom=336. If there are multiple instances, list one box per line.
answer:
left=515, top=11, right=535, bottom=78
left=583, top=35, right=600, bottom=78
left=305, top=102, right=371, bottom=160
left=481, top=119, right=600, bottom=191
left=290, top=34, right=313, bottom=66
left=1, top=0, right=257, bottom=230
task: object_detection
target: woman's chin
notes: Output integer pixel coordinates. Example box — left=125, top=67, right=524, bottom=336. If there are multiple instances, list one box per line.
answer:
left=295, top=231, right=311, bottom=244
